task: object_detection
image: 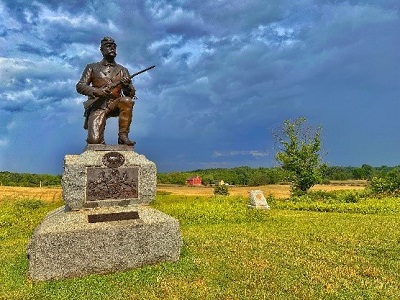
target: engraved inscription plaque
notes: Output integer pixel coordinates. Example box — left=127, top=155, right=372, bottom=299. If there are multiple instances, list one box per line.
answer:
left=88, top=211, right=139, bottom=223
left=86, top=167, right=138, bottom=201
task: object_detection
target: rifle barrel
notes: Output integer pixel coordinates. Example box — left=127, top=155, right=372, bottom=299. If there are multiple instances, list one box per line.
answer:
left=130, top=65, right=156, bottom=78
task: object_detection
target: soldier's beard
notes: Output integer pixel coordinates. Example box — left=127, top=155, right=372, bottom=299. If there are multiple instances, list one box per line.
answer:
left=101, top=49, right=117, bottom=59
left=103, top=52, right=116, bottom=60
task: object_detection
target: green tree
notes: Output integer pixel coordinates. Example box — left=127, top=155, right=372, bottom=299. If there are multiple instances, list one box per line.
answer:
left=274, top=117, right=325, bottom=195
left=202, top=174, right=215, bottom=186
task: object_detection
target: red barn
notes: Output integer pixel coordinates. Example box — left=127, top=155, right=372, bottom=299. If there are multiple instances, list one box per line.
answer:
left=185, top=176, right=202, bottom=186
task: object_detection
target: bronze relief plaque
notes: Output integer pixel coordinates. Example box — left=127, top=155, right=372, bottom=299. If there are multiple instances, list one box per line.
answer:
left=86, top=167, right=138, bottom=201
left=102, top=152, right=125, bottom=168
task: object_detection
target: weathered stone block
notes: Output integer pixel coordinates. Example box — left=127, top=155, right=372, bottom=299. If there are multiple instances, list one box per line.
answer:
left=27, top=206, right=182, bottom=281
left=62, top=146, right=156, bottom=210
left=248, top=190, right=270, bottom=210
left=28, top=146, right=182, bottom=281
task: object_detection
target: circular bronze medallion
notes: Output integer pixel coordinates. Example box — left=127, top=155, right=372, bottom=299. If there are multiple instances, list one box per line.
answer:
left=102, top=152, right=125, bottom=168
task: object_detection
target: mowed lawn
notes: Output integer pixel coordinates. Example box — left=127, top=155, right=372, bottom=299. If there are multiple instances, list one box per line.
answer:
left=0, top=185, right=399, bottom=299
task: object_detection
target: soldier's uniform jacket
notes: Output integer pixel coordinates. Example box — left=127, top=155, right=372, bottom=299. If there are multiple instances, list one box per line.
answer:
left=76, top=59, right=135, bottom=111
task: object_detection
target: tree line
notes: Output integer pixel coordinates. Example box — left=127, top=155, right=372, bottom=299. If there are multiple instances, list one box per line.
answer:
left=0, top=171, right=62, bottom=187
left=1, top=165, right=399, bottom=188
left=157, top=165, right=400, bottom=186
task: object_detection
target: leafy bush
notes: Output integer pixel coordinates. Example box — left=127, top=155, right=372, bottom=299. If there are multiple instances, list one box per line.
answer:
left=273, top=189, right=400, bottom=215
left=276, top=196, right=400, bottom=215
left=265, top=193, right=278, bottom=205
left=341, top=191, right=359, bottom=203
left=213, top=184, right=230, bottom=196
left=368, top=170, right=400, bottom=197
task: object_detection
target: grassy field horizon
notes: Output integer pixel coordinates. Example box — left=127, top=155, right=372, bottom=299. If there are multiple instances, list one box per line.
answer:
left=157, top=182, right=366, bottom=199
left=0, top=181, right=366, bottom=202
left=0, top=185, right=399, bottom=299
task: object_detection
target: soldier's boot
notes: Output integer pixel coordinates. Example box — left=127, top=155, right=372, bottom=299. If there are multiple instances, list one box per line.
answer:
left=118, top=104, right=135, bottom=146
left=118, top=132, right=135, bottom=146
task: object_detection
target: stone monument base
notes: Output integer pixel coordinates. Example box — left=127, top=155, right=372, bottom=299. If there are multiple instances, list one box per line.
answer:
left=62, top=148, right=157, bottom=211
left=27, top=205, right=182, bottom=281
left=248, top=190, right=270, bottom=210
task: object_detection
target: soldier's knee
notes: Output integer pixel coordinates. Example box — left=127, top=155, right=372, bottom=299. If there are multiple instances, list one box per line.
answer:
left=120, top=96, right=133, bottom=103
left=118, top=96, right=134, bottom=108
left=119, top=97, right=135, bottom=105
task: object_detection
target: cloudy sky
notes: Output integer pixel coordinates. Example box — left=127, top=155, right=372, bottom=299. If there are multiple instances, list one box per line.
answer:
left=0, top=0, right=399, bottom=174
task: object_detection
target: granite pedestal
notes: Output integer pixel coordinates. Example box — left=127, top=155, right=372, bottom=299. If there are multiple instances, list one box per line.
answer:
left=27, top=146, right=182, bottom=281
left=62, top=146, right=157, bottom=210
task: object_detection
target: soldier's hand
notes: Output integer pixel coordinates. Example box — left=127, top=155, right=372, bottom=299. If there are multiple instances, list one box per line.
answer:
left=121, top=76, right=132, bottom=87
left=93, top=87, right=111, bottom=97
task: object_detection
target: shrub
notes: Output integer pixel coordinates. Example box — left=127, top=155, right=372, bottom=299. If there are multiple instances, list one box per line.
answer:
left=265, top=193, right=277, bottom=205
left=340, top=191, right=360, bottom=203
left=15, top=199, right=45, bottom=210
left=368, top=170, right=400, bottom=197
left=214, top=184, right=229, bottom=196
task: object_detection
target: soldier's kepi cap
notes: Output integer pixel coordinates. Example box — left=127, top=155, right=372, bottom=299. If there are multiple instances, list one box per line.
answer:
left=101, top=36, right=116, bottom=47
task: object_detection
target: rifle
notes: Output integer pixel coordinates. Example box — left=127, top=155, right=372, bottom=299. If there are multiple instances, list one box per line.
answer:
left=83, top=65, right=155, bottom=110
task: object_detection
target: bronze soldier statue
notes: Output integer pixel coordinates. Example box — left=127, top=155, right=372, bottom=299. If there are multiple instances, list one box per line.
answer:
left=76, top=37, right=136, bottom=146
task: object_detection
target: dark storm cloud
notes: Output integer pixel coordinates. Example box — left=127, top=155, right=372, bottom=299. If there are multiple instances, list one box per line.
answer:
left=0, top=0, right=399, bottom=173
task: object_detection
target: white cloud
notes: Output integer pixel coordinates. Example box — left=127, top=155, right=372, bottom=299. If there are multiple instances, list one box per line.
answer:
left=31, top=2, right=109, bottom=31
left=167, top=39, right=208, bottom=66
left=149, top=35, right=212, bottom=66
left=6, top=121, right=16, bottom=130
left=249, top=151, right=270, bottom=158
left=61, top=43, right=99, bottom=60
left=148, top=35, right=183, bottom=51
left=0, top=57, right=74, bottom=83
left=250, top=23, right=299, bottom=48
left=0, top=138, right=9, bottom=147
left=0, top=2, right=21, bottom=30
left=147, top=1, right=196, bottom=23
left=212, top=150, right=269, bottom=158
left=212, top=151, right=223, bottom=157
left=4, top=89, right=35, bottom=102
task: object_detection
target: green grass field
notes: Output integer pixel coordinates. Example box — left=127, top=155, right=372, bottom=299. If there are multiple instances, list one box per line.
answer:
left=0, top=193, right=399, bottom=299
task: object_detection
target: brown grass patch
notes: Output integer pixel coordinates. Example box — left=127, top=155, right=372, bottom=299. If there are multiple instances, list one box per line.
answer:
left=0, top=186, right=62, bottom=202
left=0, top=182, right=366, bottom=202
left=157, top=184, right=365, bottom=199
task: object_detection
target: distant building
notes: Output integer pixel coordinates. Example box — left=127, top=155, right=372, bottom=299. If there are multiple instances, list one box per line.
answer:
left=186, top=175, right=202, bottom=186
left=216, top=180, right=228, bottom=186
